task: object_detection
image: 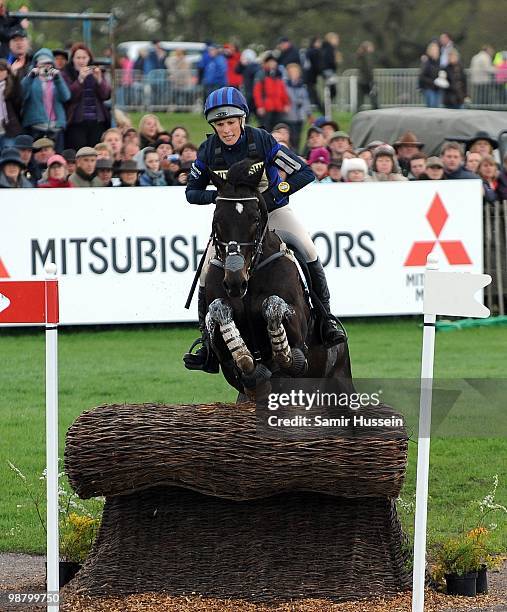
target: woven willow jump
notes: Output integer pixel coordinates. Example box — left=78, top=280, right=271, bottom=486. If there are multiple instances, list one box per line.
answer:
left=64, top=402, right=411, bottom=601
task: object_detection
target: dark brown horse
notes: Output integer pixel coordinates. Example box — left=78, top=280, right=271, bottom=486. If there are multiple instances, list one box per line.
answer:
left=204, top=159, right=354, bottom=399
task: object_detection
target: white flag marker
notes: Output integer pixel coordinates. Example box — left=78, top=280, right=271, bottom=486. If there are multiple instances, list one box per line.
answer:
left=412, top=254, right=491, bottom=612
left=424, top=270, right=491, bottom=318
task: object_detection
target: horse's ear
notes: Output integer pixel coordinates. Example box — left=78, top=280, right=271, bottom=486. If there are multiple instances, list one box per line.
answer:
left=247, top=161, right=265, bottom=187
left=209, top=170, right=227, bottom=191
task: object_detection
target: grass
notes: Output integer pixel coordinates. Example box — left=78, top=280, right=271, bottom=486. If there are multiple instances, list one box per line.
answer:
left=126, top=111, right=354, bottom=148
left=0, top=319, right=506, bottom=556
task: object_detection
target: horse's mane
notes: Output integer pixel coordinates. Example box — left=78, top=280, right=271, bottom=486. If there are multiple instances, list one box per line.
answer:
left=226, top=159, right=263, bottom=190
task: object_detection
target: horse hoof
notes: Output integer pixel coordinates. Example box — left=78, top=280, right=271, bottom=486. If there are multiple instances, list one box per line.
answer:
left=237, top=354, right=255, bottom=374
left=289, top=347, right=307, bottom=376
left=241, top=363, right=272, bottom=389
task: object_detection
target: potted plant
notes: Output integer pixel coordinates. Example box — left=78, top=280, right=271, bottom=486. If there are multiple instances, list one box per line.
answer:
left=57, top=511, right=99, bottom=584
left=433, top=532, right=482, bottom=595
left=431, top=475, right=506, bottom=597
left=8, top=460, right=101, bottom=587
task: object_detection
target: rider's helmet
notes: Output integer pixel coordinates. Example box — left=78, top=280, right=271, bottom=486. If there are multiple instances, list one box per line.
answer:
left=204, top=87, right=249, bottom=124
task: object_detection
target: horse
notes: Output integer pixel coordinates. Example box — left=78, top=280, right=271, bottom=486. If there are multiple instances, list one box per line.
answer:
left=204, top=158, right=355, bottom=400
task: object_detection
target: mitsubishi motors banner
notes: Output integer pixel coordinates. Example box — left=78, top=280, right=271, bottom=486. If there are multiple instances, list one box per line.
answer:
left=0, top=180, right=482, bottom=324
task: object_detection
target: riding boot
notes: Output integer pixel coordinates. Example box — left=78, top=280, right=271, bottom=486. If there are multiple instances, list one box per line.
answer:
left=183, top=286, right=220, bottom=373
left=307, top=259, right=347, bottom=347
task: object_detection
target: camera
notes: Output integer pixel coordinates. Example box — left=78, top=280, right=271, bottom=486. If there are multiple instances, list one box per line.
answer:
left=39, top=65, right=57, bottom=80
left=167, top=154, right=180, bottom=162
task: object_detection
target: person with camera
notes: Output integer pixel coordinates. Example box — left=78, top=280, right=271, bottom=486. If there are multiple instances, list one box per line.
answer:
left=153, top=139, right=179, bottom=185
left=20, top=48, right=70, bottom=152
left=63, top=42, right=111, bottom=151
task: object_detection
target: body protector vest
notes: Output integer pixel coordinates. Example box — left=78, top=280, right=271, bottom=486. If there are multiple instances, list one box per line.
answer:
left=210, top=126, right=269, bottom=192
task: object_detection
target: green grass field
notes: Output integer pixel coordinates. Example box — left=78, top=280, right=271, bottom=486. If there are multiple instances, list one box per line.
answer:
left=0, top=320, right=506, bottom=556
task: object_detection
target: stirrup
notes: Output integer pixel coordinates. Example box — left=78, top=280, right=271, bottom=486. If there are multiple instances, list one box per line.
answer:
left=320, top=316, right=347, bottom=348
left=183, top=337, right=220, bottom=373
left=185, top=337, right=205, bottom=355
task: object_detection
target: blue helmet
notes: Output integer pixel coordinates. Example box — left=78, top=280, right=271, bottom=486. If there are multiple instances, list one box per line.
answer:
left=204, top=87, right=249, bottom=123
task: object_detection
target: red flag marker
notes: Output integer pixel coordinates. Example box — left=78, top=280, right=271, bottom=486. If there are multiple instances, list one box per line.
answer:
left=0, top=264, right=61, bottom=604
left=0, top=280, right=59, bottom=324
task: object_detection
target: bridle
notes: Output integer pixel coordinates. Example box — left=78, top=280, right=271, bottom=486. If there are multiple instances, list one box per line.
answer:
left=212, top=196, right=268, bottom=276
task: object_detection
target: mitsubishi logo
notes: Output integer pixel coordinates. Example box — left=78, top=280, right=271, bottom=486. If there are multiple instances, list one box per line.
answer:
left=404, top=193, right=472, bottom=266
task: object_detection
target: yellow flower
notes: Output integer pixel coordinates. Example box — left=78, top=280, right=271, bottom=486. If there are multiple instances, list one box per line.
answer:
left=466, top=527, right=489, bottom=540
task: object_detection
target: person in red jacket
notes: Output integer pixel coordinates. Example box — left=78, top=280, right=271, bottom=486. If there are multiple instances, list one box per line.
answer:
left=253, top=53, right=290, bottom=132
left=38, top=154, right=73, bottom=187
left=223, top=42, right=242, bottom=89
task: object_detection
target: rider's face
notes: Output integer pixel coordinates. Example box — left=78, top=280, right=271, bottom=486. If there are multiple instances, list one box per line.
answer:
left=214, top=118, right=242, bottom=146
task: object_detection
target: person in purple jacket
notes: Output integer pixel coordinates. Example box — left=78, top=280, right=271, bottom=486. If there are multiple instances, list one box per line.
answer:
left=63, top=42, right=111, bottom=150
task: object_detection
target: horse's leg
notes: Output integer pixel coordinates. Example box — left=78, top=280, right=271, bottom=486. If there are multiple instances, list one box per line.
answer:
left=262, top=295, right=307, bottom=376
left=207, top=298, right=255, bottom=375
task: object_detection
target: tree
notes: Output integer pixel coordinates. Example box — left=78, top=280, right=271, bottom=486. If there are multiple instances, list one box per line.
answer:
left=20, top=0, right=504, bottom=69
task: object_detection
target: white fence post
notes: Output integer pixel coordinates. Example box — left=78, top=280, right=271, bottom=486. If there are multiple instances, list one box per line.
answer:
left=45, top=262, right=59, bottom=610
left=349, top=75, right=358, bottom=113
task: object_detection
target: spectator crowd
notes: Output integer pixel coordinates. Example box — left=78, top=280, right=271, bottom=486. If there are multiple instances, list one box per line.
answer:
left=121, top=32, right=507, bottom=115
left=270, top=121, right=506, bottom=204
left=0, top=2, right=505, bottom=197
left=418, top=33, right=507, bottom=108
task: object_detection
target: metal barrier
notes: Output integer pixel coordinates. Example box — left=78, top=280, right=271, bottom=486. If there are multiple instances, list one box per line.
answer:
left=483, top=200, right=507, bottom=315
left=323, top=74, right=357, bottom=114
left=325, top=68, right=507, bottom=114
left=113, top=67, right=507, bottom=114
left=114, top=69, right=203, bottom=112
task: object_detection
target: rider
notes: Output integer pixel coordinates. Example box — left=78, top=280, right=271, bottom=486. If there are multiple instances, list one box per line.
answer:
left=184, top=86, right=345, bottom=372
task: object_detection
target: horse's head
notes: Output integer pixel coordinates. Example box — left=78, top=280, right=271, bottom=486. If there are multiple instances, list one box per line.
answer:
left=210, top=159, right=268, bottom=299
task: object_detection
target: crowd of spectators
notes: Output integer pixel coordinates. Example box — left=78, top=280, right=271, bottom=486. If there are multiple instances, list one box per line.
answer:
left=0, top=116, right=199, bottom=188
left=122, top=32, right=507, bottom=114
left=0, top=2, right=506, bottom=195
left=419, top=33, right=507, bottom=108
left=118, top=34, right=345, bottom=133
left=0, top=4, right=202, bottom=188
left=274, top=121, right=506, bottom=203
